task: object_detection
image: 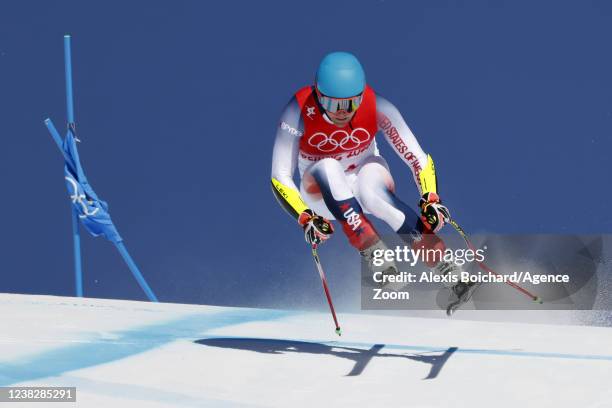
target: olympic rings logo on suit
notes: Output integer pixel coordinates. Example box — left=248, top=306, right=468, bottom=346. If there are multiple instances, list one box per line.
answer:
left=307, top=128, right=372, bottom=152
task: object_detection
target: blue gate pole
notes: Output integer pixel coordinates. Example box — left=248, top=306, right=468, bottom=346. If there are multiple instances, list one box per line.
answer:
left=47, top=37, right=158, bottom=302
left=71, top=212, right=83, bottom=297
left=64, top=35, right=75, bottom=126
left=64, top=35, right=83, bottom=297
left=115, top=242, right=159, bottom=302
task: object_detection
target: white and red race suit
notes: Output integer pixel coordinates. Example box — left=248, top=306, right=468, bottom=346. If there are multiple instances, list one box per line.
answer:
left=271, top=85, right=432, bottom=251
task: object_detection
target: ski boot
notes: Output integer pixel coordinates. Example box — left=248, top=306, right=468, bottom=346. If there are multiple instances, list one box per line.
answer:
left=360, top=240, right=401, bottom=290
left=432, top=260, right=462, bottom=288
left=446, top=280, right=481, bottom=316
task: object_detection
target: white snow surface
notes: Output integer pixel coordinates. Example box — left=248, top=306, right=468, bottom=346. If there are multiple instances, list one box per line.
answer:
left=1, top=293, right=611, bottom=407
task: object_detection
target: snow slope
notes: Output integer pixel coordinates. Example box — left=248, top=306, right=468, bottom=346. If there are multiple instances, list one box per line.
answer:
left=0, top=294, right=611, bottom=407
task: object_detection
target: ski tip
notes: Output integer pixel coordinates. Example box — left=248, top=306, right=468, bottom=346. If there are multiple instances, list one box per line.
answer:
left=335, top=327, right=342, bottom=336
left=534, top=296, right=543, bottom=304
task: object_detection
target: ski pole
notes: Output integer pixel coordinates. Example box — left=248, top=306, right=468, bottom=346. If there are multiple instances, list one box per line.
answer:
left=310, top=244, right=342, bottom=336
left=448, top=219, right=543, bottom=304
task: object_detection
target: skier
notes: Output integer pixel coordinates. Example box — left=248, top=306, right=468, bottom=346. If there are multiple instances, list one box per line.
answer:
left=270, top=52, right=474, bottom=305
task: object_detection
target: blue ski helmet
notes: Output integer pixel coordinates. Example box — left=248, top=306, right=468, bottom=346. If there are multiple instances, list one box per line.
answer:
left=315, top=52, right=366, bottom=98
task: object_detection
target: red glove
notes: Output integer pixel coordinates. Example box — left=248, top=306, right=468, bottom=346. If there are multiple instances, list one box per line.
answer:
left=419, top=192, right=451, bottom=233
left=298, top=209, right=334, bottom=246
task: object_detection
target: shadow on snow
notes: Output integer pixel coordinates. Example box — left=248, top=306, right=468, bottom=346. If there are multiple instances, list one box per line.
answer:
left=195, top=337, right=457, bottom=380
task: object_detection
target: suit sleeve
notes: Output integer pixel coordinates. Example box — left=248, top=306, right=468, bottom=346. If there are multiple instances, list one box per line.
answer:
left=375, top=94, right=437, bottom=195
left=271, top=97, right=309, bottom=220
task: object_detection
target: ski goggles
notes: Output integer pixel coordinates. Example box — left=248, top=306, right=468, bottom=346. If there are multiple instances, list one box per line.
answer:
left=316, top=89, right=364, bottom=113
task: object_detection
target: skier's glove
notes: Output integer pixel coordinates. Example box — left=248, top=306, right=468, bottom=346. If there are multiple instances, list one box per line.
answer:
left=419, top=192, right=450, bottom=233
left=298, top=209, right=334, bottom=246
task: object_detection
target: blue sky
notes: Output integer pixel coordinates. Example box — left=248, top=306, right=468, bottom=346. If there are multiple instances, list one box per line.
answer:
left=0, top=0, right=610, bottom=306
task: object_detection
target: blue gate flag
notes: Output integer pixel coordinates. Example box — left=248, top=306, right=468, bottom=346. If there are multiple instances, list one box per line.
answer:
left=44, top=36, right=157, bottom=302
left=63, top=130, right=122, bottom=243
